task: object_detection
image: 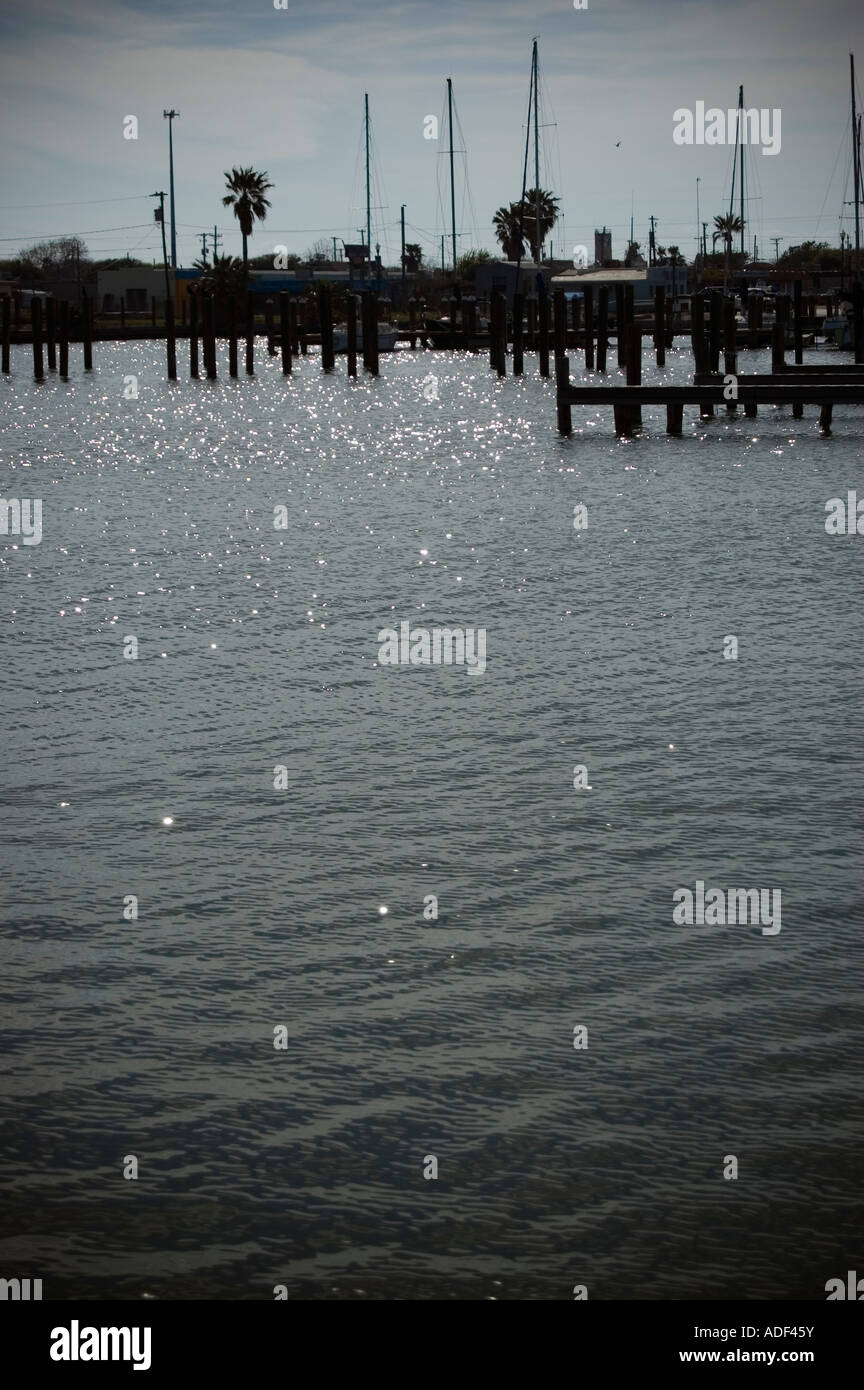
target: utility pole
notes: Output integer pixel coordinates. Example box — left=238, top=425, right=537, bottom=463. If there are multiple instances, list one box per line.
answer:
left=441, top=235, right=445, bottom=272
left=771, top=236, right=783, bottom=262
left=696, top=177, right=700, bottom=258
left=151, top=191, right=170, bottom=301
left=447, top=78, right=457, bottom=271
left=702, top=222, right=708, bottom=259
left=163, top=109, right=180, bottom=269
left=649, top=215, right=657, bottom=267
left=332, top=236, right=338, bottom=262
left=400, top=204, right=406, bottom=281
left=199, top=232, right=208, bottom=264
left=212, top=226, right=222, bottom=259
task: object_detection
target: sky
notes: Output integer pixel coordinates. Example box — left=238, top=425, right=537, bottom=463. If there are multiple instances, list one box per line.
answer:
left=1, top=0, right=862, bottom=270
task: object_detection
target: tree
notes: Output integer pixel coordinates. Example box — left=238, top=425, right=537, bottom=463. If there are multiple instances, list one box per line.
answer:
left=248, top=250, right=301, bottom=270
left=402, top=243, right=423, bottom=273
left=713, top=214, right=743, bottom=288
left=222, top=167, right=273, bottom=271
left=12, top=237, right=89, bottom=279
left=493, top=189, right=560, bottom=262
left=454, top=249, right=494, bottom=278
left=493, top=204, right=526, bottom=260
left=777, top=241, right=843, bottom=271
left=192, top=253, right=247, bottom=298
left=521, top=188, right=560, bottom=262
left=303, top=238, right=333, bottom=266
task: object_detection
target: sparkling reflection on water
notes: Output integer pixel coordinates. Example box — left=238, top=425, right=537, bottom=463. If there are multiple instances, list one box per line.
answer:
left=0, top=340, right=862, bottom=1299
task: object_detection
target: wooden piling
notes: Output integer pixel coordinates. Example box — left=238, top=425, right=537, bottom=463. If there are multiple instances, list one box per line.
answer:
left=626, top=321, right=642, bottom=431
left=228, top=298, right=238, bottom=378
left=709, top=291, right=722, bottom=372
left=279, top=291, right=292, bottom=375
left=538, top=291, right=550, bottom=377
left=151, top=298, right=157, bottom=329
left=362, top=292, right=379, bottom=375
left=596, top=287, right=608, bottom=372
left=512, top=291, right=524, bottom=376
left=773, top=294, right=789, bottom=373
left=819, top=402, right=833, bottom=433
left=245, top=290, right=255, bottom=375
left=571, top=294, right=582, bottom=337
left=346, top=294, right=358, bottom=377
left=189, top=292, right=199, bottom=377
left=615, top=285, right=626, bottom=366
left=58, top=300, right=69, bottom=379
left=288, top=299, right=299, bottom=357
left=265, top=298, right=276, bottom=355
left=204, top=294, right=217, bottom=379
left=32, top=296, right=44, bottom=380
left=666, top=401, right=684, bottom=435
left=45, top=296, right=56, bottom=371
left=82, top=292, right=92, bottom=370
left=491, top=292, right=506, bottom=376
left=584, top=285, right=595, bottom=370
left=723, top=298, right=737, bottom=413
left=320, top=285, right=335, bottom=371
left=2, top=296, right=10, bottom=373
left=120, top=296, right=126, bottom=331
left=449, top=297, right=459, bottom=350
left=744, top=401, right=758, bottom=419
left=691, top=294, right=712, bottom=415
left=526, top=296, right=537, bottom=351
left=654, top=286, right=666, bottom=367
left=165, top=298, right=177, bottom=380
left=853, top=282, right=864, bottom=364
left=793, top=279, right=804, bottom=365
left=553, top=290, right=567, bottom=361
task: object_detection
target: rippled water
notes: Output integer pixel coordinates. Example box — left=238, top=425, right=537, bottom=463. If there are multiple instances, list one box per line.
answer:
left=1, top=338, right=861, bottom=1300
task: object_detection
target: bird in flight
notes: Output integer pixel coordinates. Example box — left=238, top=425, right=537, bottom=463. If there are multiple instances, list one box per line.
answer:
left=615, top=140, right=621, bottom=147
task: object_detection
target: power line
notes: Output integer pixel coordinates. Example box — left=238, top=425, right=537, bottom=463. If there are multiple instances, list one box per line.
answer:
left=0, top=195, right=153, bottom=211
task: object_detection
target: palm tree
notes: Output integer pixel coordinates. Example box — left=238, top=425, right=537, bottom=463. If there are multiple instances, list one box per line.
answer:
left=222, top=167, right=273, bottom=272
left=193, top=253, right=247, bottom=298
left=493, top=203, right=526, bottom=261
left=521, top=188, right=560, bottom=262
left=402, top=243, right=423, bottom=273
left=712, top=214, right=743, bottom=289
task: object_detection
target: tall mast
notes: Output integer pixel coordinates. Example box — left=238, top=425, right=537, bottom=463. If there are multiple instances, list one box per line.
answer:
left=739, top=86, right=745, bottom=253
left=533, top=39, right=541, bottom=265
left=852, top=55, right=861, bottom=273
left=447, top=78, right=457, bottom=271
left=364, top=93, right=371, bottom=255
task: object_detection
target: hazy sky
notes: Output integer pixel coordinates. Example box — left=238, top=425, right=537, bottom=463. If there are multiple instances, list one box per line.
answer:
left=1, top=0, right=862, bottom=269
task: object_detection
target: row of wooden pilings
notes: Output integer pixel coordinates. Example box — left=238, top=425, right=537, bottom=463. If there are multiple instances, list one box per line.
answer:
left=2, top=294, right=93, bottom=378
left=3, top=286, right=387, bottom=382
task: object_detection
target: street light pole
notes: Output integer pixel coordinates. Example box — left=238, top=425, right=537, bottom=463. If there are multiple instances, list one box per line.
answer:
left=163, top=109, right=180, bottom=270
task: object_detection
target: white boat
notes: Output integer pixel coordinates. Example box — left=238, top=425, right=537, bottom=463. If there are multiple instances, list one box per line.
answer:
left=332, top=322, right=400, bottom=353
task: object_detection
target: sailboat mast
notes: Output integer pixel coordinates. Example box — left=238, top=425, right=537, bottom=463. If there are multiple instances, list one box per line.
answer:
left=447, top=78, right=457, bottom=271
left=364, top=93, right=371, bottom=255
left=852, top=55, right=861, bottom=273
left=533, top=39, right=541, bottom=265
left=739, top=86, right=745, bottom=254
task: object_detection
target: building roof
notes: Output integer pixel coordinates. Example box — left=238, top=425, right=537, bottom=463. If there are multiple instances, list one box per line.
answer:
left=551, top=268, right=648, bottom=287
